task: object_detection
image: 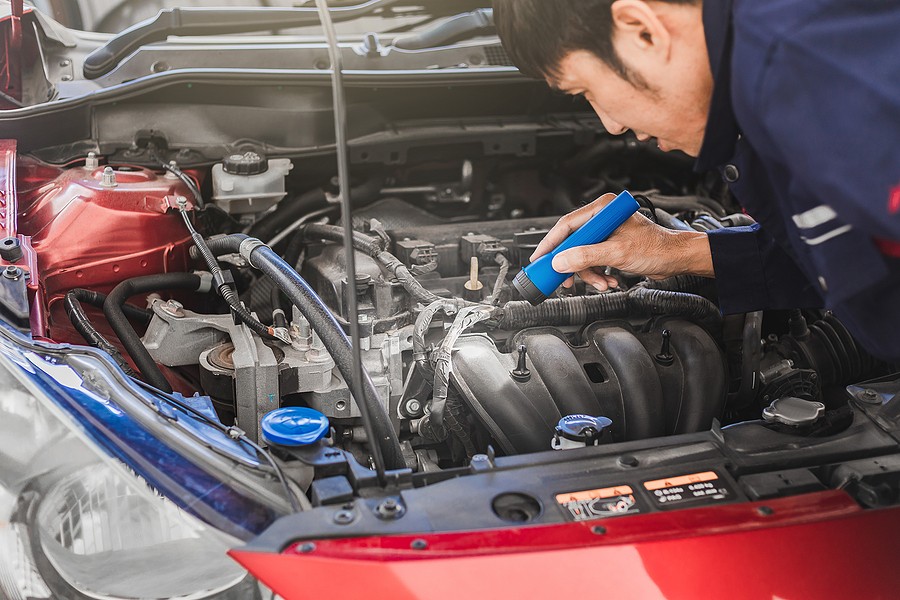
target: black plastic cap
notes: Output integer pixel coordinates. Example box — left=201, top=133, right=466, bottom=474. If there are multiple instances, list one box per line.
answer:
left=222, top=152, right=267, bottom=176
left=513, top=270, right=546, bottom=306
left=0, top=237, right=23, bottom=263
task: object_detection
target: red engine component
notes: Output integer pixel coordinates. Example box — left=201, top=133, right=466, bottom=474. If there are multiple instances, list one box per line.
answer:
left=13, top=149, right=196, bottom=340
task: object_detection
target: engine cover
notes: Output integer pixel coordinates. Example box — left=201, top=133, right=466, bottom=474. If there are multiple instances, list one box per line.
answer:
left=451, top=319, right=726, bottom=454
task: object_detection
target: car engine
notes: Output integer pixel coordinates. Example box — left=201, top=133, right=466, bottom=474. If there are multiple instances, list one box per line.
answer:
left=7, top=135, right=889, bottom=473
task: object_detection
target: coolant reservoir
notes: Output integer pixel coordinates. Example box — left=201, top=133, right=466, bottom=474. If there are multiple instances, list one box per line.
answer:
left=212, top=152, right=292, bottom=217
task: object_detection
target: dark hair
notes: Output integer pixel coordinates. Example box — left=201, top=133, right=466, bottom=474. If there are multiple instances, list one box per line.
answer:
left=494, top=0, right=698, bottom=84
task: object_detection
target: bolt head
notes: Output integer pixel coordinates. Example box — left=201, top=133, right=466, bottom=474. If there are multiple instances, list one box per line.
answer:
left=333, top=510, right=355, bottom=525
left=405, top=399, right=422, bottom=414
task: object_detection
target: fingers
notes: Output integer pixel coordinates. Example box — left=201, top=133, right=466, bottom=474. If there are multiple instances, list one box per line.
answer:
left=552, top=241, right=622, bottom=274
left=529, top=193, right=617, bottom=262
left=578, top=269, right=619, bottom=291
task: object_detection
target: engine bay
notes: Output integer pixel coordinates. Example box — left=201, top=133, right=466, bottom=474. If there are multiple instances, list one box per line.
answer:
left=5, top=133, right=891, bottom=475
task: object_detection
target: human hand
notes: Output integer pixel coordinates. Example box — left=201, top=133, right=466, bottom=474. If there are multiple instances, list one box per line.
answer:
left=530, top=193, right=715, bottom=291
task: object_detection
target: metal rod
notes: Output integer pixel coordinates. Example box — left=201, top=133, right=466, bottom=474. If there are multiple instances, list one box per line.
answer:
left=314, top=0, right=389, bottom=485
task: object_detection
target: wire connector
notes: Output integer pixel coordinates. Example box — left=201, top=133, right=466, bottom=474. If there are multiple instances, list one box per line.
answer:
left=213, top=268, right=235, bottom=292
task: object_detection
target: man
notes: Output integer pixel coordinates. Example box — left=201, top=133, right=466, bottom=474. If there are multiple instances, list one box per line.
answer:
left=494, top=0, right=900, bottom=362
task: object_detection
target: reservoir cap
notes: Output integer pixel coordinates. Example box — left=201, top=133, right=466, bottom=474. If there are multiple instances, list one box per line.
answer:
left=262, top=407, right=330, bottom=447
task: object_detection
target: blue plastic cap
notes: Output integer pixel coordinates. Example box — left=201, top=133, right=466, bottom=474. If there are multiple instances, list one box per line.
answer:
left=261, top=407, right=330, bottom=447
left=556, top=414, right=613, bottom=442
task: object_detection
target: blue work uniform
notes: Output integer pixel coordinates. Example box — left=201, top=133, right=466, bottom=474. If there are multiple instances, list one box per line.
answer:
left=698, top=0, right=900, bottom=362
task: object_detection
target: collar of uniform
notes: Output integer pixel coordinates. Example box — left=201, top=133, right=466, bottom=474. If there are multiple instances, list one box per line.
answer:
left=694, top=0, right=740, bottom=172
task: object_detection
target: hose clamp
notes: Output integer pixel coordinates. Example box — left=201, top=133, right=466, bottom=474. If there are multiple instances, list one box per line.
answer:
left=193, top=271, right=215, bottom=294
left=239, top=237, right=267, bottom=269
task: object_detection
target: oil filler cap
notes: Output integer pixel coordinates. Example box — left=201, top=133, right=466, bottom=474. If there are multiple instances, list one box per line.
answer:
left=762, top=397, right=825, bottom=427
left=261, top=407, right=330, bottom=447
left=552, top=414, right=612, bottom=450
left=222, top=151, right=268, bottom=176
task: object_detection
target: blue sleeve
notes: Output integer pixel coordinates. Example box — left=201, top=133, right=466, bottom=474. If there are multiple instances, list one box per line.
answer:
left=754, top=0, right=900, bottom=240
left=707, top=224, right=823, bottom=314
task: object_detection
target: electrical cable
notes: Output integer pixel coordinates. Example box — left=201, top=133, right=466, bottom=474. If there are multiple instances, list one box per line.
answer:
left=315, top=0, right=391, bottom=484
left=153, top=154, right=205, bottom=208
left=64, top=291, right=138, bottom=377
left=178, top=206, right=278, bottom=341
left=633, top=193, right=659, bottom=225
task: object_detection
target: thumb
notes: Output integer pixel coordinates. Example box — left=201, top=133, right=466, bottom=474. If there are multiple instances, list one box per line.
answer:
left=552, top=247, right=590, bottom=273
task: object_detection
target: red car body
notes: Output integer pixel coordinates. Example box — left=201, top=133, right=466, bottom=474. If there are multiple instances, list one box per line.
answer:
left=232, top=491, right=900, bottom=599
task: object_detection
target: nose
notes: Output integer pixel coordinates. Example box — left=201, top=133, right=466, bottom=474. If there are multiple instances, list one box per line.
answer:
left=594, top=110, right=628, bottom=136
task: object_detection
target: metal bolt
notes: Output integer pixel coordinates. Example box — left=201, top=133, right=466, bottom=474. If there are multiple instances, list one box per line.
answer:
left=858, top=388, right=881, bottom=405
left=100, top=166, right=117, bottom=188
left=298, top=542, right=316, bottom=553
left=405, top=398, right=422, bottom=415
left=85, top=152, right=99, bottom=169
left=3, top=265, right=21, bottom=280
left=161, top=299, right=185, bottom=318
left=333, top=510, right=355, bottom=525
left=164, top=160, right=180, bottom=179
left=335, top=400, right=347, bottom=411
left=410, top=539, right=428, bottom=550
left=756, top=506, right=774, bottom=516
left=59, top=59, right=71, bottom=67
left=60, top=74, right=73, bottom=81
left=591, top=525, right=607, bottom=535
left=375, top=497, right=406, bottom=520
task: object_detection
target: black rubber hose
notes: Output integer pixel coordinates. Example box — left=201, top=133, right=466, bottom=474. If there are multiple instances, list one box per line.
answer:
left=64, top=292, right=138, bottom=377
left=201, top=234, right=406, bottom=471
left=104, top=273, right=203, bottom=392
left=248, top=178, right=382, bottom=243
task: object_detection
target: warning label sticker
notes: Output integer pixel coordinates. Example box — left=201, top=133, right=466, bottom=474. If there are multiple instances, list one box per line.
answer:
left=642, top=471, right=732, bottom=509
left=555, top=485, right=641, bottom=522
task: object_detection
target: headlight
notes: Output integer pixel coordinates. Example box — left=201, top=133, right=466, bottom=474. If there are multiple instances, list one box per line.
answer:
left=0, top=349, right=260, bottom=599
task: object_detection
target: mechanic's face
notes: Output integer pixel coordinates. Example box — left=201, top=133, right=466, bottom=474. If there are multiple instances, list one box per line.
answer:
left=551, top=1, right=712, bottom=156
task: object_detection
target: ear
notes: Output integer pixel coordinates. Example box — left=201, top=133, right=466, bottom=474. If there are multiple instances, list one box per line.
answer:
left=610, top=0, right=672, bottom=60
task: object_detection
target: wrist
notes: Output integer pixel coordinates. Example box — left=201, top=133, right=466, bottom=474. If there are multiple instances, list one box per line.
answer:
left=676, top=231, right=714, bottom=277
